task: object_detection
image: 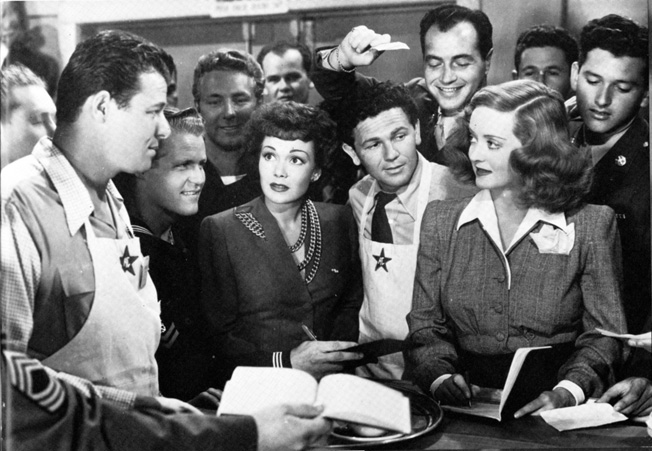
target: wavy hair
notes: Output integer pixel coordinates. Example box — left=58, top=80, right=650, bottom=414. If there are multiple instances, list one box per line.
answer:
left=56, top=30, right=171, bottom=125
left=243, top=101, right=337, bottom=174
left=192, top=48, right=264, bottom=105
left=466, top=80, right=591, bottom=212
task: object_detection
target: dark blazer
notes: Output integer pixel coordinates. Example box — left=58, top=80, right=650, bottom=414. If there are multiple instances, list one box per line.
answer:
left=131, top=218, right=215, bottom=400
left=199, top=197, right=362, bottom=380
left=572, top=117, right=651, bottom=334
left=177, top=160, right=262, bottom=255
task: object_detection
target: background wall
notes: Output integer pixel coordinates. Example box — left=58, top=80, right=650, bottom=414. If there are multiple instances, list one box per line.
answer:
left=18, top=0, right=649, bottom=108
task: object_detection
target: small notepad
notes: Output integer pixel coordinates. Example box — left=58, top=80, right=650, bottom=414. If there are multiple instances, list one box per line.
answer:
left=540, top=403, right=628, bottom=431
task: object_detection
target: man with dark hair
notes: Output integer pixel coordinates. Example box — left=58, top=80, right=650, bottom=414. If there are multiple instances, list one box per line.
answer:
left=570, top=14, right=649, bottom=336
left=512, top=24, right=577, bottom=99
left=569, top=14, right=650, bottom=413
left=257, top=41, right=313, bottom=104
left=179, top=49, right=264, bottom=252
left=2, top=31, right=332, bottom=450
left=0, top=63, right=55, bottom=168
left=313, top=4, right=493, bottom=165
left=322, top=81, right=475, bottom=379
left=3, top=29, right=174, bottom=407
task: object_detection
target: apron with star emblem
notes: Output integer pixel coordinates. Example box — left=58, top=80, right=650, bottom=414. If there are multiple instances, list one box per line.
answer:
left=357, top=164, right=432, bottom=379
left=42, top=215, right=161, bottom=396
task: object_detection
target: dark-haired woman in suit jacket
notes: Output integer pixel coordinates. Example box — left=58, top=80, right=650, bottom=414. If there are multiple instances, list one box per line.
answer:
left=200, top=102, right=363, bottom=386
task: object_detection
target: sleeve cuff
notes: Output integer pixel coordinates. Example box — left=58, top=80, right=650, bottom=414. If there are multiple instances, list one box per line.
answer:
left=429, top=374, right=452, bottom=397
left=318, top=48, right=338, bottom=71
left=554, top=380, right=585, bottom=405
left=273, top=351, right=293, bottom=368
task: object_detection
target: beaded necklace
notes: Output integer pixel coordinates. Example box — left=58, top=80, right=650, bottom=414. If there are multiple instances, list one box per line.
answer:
left=235, top=199, right=321, bottom=283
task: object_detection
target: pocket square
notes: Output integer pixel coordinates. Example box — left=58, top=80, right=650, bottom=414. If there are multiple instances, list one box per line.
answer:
left=530, top=223, right=575, bottom=255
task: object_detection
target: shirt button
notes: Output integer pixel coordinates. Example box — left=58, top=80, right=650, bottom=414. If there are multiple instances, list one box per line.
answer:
left=496, top=332, right=505, bottom=341
left=494, top=305, right=503, bottom=314
left=496, top=276, right=506, bottom=283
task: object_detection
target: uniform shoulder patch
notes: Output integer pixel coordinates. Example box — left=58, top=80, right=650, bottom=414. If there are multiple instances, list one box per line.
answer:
left=3, top=350, right=66, bottom=413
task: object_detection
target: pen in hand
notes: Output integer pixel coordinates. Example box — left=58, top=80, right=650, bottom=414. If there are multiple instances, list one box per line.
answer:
left=463, top=371, right=473, bottom=407
left=302, top=324, right=318, bottom=341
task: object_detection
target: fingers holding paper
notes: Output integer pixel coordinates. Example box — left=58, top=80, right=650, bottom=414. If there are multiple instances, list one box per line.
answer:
left=290, top=341, right=363, bottom=380
left=627, top=333, right=651, bottom=352
left=338, top=25, right=391, bottom=69
left=253, top=403, right=332, bottom=451
left=597, top=377, right=652, bottom=417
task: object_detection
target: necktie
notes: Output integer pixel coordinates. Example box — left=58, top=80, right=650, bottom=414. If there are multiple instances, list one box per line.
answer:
left=371, top=191, right=396, bottom=244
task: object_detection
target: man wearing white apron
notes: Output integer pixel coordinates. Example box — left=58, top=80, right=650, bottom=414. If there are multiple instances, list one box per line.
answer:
left=338, top=82, right=476, bottom=379
left=2, top=30, right=173, bottom=406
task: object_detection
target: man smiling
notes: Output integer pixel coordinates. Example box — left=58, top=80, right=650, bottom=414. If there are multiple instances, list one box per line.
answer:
left=114, top=108, right=216, bottom=401
left=178, top=49, right=264, bottom=252
left=312, top=4, right=492, bottom=164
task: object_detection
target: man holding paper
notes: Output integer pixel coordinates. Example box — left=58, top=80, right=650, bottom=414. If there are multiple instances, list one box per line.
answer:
left=312, top=4, right=493, bottom=165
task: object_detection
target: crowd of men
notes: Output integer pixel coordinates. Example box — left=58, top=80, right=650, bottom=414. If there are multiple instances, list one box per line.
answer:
left=1, top=3, right=650, bottom=451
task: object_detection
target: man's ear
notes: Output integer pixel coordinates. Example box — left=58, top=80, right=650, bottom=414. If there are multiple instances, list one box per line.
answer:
left=414, top=120, right=422, bottom=147
left=511, top=69, right=518, bottom=81
left=484, top=48, right=493, bottom=75
left=342, top=143, right=361, bottom=166
left=639, top=90, right=649, bottom=109
left=89, top=91, right=111, bottom=122
left=570, top=61, right=580, bottom=91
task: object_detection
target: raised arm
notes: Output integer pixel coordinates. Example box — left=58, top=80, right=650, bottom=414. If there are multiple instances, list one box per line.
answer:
left=311, top=26, right=392, bottom=102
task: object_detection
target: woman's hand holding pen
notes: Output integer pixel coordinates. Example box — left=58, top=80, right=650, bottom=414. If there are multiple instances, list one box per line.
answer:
left=290, top=341, right=363, bottom=380
left=434, top=373, right=476, bottom=407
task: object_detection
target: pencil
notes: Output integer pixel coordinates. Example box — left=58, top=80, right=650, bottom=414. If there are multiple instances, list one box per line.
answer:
left=464, top=371, right=473, bottom=407
left=302, top=324, right=318, bottom=341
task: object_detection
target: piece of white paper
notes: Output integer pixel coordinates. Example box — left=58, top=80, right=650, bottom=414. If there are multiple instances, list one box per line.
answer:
left=540, top=403, right=628, bottom=431
left=372, top=42, right=409, bottom=51
left=595, top=328, right=637, bottom=340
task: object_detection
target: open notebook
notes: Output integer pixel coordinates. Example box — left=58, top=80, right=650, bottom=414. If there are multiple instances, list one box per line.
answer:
left=218, top=366, right=411, bottom=434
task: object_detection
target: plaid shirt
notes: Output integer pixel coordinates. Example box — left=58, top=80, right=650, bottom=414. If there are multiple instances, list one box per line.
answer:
left=1, top=137, right=136, bottom=408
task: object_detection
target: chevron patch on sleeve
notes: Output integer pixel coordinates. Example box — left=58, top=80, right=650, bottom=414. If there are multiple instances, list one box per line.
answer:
left=3, top=350, right=66, bottom=413
left=160, top=321, right=179, bottom=349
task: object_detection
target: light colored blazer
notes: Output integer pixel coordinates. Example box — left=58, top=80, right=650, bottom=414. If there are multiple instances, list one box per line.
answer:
left=406, top=197, right=627, bottom=398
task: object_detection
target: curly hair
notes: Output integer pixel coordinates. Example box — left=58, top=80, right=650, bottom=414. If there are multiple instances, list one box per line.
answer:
left=578, top=14, right=648, bottom=86
left=464, top=80, right=592, bottom=213
left=514, top=24, right=578, bottom=70
left=192, top=48, right=264, bottom=105
left=243, top=101, right=337, bottom=173
left=320, top=81, right=418, bottom=148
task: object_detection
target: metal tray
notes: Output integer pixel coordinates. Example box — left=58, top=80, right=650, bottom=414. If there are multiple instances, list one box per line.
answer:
left=318, top=380, right=443, bottom=448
